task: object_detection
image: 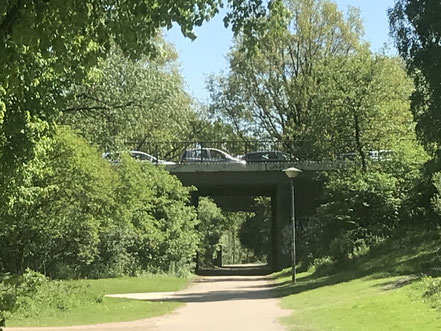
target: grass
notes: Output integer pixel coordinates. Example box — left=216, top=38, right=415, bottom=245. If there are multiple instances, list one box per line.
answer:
left=275, top=271, right=441, bottom=330
left=68, top=275, right=189, bottom=295
left=7, top=275, right=190, bottom=327
left=272, top=230, right=441, bottom=330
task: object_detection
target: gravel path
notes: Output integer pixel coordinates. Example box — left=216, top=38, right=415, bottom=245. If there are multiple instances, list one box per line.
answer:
left=5, top=270, right=289, bottom=331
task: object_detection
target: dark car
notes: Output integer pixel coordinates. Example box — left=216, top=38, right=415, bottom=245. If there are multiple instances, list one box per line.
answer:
left=240, top=151, right=296, bottom=162
left=180, top=148, right=246, bottom=164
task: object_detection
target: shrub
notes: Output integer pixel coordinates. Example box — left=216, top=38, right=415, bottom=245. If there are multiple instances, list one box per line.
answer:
left=0, top=126, right=200, bottom=278
left=0, top=274, right=17, bottom=328
left=421, top=276, right=441, bottom=311
left=12, top=269, right=102, bottom=322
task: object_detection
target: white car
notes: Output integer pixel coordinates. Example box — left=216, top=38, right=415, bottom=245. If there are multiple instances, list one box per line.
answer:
left=179, top=148, right=246, bottom=164
left=103, top=151, right=175, bottom=165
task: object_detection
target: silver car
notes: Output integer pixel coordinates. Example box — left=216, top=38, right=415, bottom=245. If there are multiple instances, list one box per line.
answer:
left=180, top=148, right=246, bottom=164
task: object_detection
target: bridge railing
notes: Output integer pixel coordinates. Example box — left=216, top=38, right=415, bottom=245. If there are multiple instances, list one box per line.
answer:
left=124, top=140, right=396, bottom=164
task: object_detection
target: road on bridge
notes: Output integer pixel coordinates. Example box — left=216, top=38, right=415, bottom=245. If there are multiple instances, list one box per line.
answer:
left=5, top=264, right=289, bottom=331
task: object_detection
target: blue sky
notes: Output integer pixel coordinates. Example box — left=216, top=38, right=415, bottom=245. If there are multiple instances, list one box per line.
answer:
left=164, top=0, right=396, bottom=103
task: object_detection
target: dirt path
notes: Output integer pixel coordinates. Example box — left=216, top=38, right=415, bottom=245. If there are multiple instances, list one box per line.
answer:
left=5, top=269, right=289, bottom=331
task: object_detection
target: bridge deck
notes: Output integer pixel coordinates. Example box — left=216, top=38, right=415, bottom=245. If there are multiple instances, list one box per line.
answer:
left=166, top=161, right=342, bottom=173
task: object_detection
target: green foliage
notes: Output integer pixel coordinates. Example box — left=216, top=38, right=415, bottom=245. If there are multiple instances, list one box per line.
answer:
left=309, top=135, right=428, bottom=264
left=13, top=269, right=102, bottom=321
left=309, top=51, right=416, bottom=163
left=7, top=274, right=188, bottom=327
left=390, top=0, right=441, bottom=151
left=220, top=212, right=256, bottom=265
left=389, top=0, right=441, bottom=240
left=316, top=169, right=402, bottom=262
left=0, top=125, right=116, bottom=276
left=209, top=0, right=363, bottom=142
left=1, top=269, right=101, bottom=328
left=0, top=126, right=199, bottom=278
left=0, top=0, right=273, bottom=172
left=0, top=274, right=17, bottom=327
left=63, top=45, right=200, bottom=152
left=239, top=198, right=271, bottom=262
left=431, top=172, right=441, bottom=216
left=421, top=276, right=441, bottom=311
left=5, top=273, right=186, bottom=327
left=86, top=152, right=199, bottom=277
left=197, top=198, right=226, bottom=267
left=272, top=228, right=441, bottom=331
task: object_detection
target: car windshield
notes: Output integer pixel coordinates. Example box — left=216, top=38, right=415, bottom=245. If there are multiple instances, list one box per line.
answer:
left=131, top=152, right=155, bottom=162
left=210, top=149, right=227, bottom=160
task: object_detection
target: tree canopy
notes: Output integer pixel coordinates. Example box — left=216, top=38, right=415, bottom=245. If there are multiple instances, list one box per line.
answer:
left=209, top=0, right=363, bottom=141
left=389, top=0, right=441, bottom=150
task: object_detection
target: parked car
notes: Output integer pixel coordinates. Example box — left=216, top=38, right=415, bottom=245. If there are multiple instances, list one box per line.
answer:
left=103, top=151, right=175, bottom=165
left=337, top=152, right=357, bottom=161
left=180, top=148, right=246, bottom=164
left=338, top=150, right=393, bottom=162
left=368, top=150, right=393, bottom=161
left=239, top=151, right=296, bottom=162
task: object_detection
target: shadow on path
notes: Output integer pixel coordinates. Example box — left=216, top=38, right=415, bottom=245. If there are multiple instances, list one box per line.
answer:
left=196, top=263, right=272, bottom=276
left=143, top=263, right=278, bottom=303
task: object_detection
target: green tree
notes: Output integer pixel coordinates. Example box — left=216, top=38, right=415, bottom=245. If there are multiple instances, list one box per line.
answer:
left=0, top=0, right=272, bottom=229
left=197, top=198, right=227, bottom=267
left=239, top=198, right=271, bottom=262
left=63, top=44, right=201, bottom=153
left=0, top=126, right=117, bottom=276
left=389, top=0, right=441, bottom=151
left=209, top=0, right=363, bottom=143
left=389, top=0, right=441, bottom=228
left=220, top=212, right=254, bottom=265
left=317, top=169, right=402, bottom=262
left=308, top=50, right=417, bottom=166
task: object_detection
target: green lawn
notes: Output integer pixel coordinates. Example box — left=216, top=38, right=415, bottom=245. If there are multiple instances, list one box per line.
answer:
left=275, top=271, right=441, bottom=330
left=69, top=275, right=189, bottom=295
left=7, top=275, right=190, bottom=327
left=273, top=232, right=441, bottom=331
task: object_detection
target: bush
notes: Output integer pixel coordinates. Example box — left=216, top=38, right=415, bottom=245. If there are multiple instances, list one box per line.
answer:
left=1, top=269, right=103, bottom=327
left=0, top=126, right=200, bottom=279
left=315, top=169, right=403, bottom=263
left=0, top=274, right=17, bottom=328
left=421, top=276, right=441, bottom=311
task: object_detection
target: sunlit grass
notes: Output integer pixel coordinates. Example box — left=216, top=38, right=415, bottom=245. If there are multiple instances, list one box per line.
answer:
left=8, top=275, right=189, bottom=327
left=273, top=231, right=441, bottom=331
left=275, top=271, right=441, bottom=330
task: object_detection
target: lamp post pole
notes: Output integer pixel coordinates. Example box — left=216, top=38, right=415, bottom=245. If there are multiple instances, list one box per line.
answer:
left=283, top=167, right=301, bottom=283
left=290, top=177, right=296, bottom=283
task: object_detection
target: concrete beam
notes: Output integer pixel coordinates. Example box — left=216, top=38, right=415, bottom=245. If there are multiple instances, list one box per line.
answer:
left=166, top=161, right=342, bottom=173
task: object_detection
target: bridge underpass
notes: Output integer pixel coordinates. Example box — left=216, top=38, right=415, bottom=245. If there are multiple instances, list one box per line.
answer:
left=166, top=162, right=329, bottom=270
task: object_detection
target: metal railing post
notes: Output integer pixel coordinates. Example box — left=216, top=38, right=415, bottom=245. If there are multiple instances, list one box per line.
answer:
left=200, top=142, right=204, bottom=163
left=155, top=143, right=159, bottom=165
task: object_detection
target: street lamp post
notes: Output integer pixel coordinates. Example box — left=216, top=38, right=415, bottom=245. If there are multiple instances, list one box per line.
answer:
left=283, top=167, right=302, bottom=283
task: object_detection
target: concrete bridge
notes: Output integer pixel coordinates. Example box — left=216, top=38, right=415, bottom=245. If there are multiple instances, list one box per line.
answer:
left=165, top=161, right=341, bottom=270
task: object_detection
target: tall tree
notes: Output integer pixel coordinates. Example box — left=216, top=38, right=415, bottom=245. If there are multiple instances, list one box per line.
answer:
left=389, top=0, right=441, bottom=151
left=307, top=50, right=417, bottom=166
left=62, top=43, right=200, bottom=152
left=209, top=0, right=363, bottom=143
